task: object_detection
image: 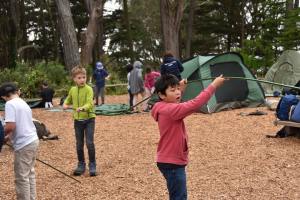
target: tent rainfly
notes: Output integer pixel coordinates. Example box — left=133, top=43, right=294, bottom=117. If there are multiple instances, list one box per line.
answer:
left=263, top=50, right=300, bottom=94
left=181, top=52, right=265, bottom=113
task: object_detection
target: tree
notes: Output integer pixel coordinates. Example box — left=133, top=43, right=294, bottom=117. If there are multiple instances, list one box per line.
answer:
left=55, top=0, right=80, bottom=71
left=9, top=0, right=20, bottom=68
left=185, top=0, right=195, bottom=58
left=279, top=0, right=300, bottom=50
left=160, top=0, right=184, bottom=58
left=80, top=0, right=104, bottom=67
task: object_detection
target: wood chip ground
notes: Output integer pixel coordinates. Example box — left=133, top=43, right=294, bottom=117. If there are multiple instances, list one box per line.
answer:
left=0, top=95, right=299, bottom=199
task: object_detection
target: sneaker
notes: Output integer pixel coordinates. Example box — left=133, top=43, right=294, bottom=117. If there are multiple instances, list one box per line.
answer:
left=89, top=162, right=97, bottom=176
left=73, top=162, right=86, bottom=176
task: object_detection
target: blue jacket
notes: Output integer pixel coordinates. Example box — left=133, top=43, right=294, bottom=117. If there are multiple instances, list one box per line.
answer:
left=93, top=69, right=108, bottom=88
left=160, top=56, right=184, bottom=80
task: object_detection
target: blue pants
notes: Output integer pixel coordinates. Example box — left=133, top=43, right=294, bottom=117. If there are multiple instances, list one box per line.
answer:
left=158, top=166, right=187, bottom=200
left=74, top=118, right=96, bottom=163
left=94, top=85, right=105, bottom=105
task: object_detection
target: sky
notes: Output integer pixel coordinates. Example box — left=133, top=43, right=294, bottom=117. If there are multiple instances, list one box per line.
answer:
left=104, top=0, right=120, bottom=13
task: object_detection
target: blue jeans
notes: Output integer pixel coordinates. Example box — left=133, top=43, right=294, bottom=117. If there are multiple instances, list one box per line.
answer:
left=74, top=118, right=96, bottom=163
left=158, top=166, right=187, bottom=200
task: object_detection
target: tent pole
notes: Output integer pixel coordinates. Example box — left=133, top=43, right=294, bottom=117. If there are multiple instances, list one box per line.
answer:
left=188, top=76, right=300, bottom=91
left=131, top=76, right=300, bottom=110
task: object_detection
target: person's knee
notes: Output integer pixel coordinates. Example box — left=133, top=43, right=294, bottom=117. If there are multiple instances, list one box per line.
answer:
left=86, top=141, right=95, bottom=150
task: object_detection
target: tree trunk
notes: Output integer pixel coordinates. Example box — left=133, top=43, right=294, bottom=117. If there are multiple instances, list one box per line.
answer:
left=39, top=0, right=48, bottom=62
left=55, top=0, right=80, bottom=71
left=286, top=0, right=293, bottom=10
left=185, top=0, right=195, bottom=58
left=84, top=0, right=105, bottom=66
left=294, top=0, right=299, bottom=8
left=240, top=2, right=245, bottom=49
left=160, top=0, right=184, bottom=59
left=45, top=0, right=60, bottom=61
left=123, top=0, right=134, bottom=62
left=9, top=0, right=20, bottom=68
left=19, top=0, right=27, bottom=47
left=81, top=0, right=103, bottom=67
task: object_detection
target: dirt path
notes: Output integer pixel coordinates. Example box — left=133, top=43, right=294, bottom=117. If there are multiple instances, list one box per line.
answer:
left=0, top=95, right=299, bottom=199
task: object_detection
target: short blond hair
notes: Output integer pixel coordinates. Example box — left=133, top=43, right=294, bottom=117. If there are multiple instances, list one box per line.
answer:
left=71, top=65, right=86, bottom=78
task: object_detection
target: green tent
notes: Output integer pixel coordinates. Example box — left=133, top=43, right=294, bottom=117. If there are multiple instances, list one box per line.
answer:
left=181, top=52, right=265, bottom=113
left=263, top=50, right=300, bottom=94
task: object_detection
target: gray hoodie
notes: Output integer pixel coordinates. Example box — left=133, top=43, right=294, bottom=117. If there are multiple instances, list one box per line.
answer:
left=129, top=61, right=144, bottom=94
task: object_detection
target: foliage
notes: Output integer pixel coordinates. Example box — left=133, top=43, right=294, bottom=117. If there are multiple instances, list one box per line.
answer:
left=239, top=39, right=274, bottom=71
left=0, top=62, right=70, bottom=98
left=1, top=0, right=300, bottom=84
left=278, top=7, right=300, bottom=50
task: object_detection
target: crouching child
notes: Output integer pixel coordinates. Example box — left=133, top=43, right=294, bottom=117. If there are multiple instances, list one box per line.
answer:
left=151, top=74, right=225, bottom=199
left=0, top=82, right=39, bottom=200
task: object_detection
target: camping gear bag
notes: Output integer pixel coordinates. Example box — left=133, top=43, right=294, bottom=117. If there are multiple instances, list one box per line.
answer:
left=276, top=94, right=299, bottom=120
left=290, top=102, right=300, bottom=122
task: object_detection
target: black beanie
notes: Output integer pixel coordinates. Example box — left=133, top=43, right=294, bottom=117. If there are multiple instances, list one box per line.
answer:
left=0, top=82, right=18, bottom=97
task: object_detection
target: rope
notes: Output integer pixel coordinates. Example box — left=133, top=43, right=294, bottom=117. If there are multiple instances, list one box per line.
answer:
left=5, top=143, right=81, bottom=183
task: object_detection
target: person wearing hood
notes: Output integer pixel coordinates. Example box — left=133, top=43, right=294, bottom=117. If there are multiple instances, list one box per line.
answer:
left=93, top=62, right=109, bottom=105
left=129, top=61, right=145, bottom=111
left=151, top=74, right=225, bottom=200
left=160, top=51, right=184, bottom=80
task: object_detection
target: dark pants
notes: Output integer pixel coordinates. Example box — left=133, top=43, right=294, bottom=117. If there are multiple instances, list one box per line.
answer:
left=128, top=89, right=134, bottom=107
left=95, top=85, right=105, bottom=105
left=74, top=118, right=96, bottom=163
left=158, top=166, right=187, bottom=200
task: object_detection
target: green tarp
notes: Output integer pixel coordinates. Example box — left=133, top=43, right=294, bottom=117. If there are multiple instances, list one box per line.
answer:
left=94, top=104, right=131, bottom=116
left=0, top=98, right=43, bottom=111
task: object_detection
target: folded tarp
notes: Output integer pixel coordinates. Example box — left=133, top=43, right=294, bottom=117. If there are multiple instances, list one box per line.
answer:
left=94, top=104, right=131, bottom=116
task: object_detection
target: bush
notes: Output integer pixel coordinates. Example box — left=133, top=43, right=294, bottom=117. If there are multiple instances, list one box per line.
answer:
left=0, top=61, right=70, bottom=98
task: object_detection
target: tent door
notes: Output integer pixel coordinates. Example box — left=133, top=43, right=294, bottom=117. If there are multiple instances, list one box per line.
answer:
left=210, top=61, right=249, bottom=103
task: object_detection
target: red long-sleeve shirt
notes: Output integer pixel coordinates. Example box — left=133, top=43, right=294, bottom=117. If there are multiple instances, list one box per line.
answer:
left=144, top=71, right=160, bottom=90
left=151, top=85, right=216, bottom=165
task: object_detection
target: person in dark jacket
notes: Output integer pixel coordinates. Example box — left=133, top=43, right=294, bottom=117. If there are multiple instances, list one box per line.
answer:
left=160, top=51, right=184, bottom=80
left=40, top=81, right=54, bottom=108
left=93, top=62, right=109, bottom=105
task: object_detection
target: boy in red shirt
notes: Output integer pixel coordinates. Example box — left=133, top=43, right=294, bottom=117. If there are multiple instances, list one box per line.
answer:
left=151, top=74, right=225, bottom=199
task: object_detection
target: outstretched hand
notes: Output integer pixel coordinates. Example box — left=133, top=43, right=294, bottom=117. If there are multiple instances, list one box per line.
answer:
left=179, top=79, right=187, bottom=92
left=211, top=75, right=226, bottom=89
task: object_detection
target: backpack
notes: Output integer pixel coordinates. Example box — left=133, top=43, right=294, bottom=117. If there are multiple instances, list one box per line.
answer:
left=0, top=122, right=4, bottom=152
left=33, top=119, right=59, bottom=140
left=276, top=94, right=299, bottom=120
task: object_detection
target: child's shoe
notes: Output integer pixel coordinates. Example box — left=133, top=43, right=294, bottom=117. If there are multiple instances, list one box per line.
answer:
left=73, top=162, right=86, bottom=176
left=89, top=162, right=97, bottom=176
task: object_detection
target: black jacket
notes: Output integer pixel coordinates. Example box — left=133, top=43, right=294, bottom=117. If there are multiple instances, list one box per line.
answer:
left=41, top=87, right=54, bottom=102
left=160, top=56, right=184, bottom=80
